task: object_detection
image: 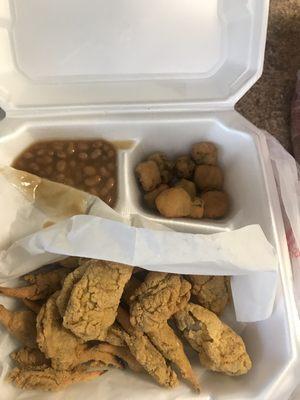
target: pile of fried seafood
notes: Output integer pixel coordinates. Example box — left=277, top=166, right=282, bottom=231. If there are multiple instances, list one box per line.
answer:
left=135, top=142, right=229, bottom=219
left=0, top=258, right=251, bottom=392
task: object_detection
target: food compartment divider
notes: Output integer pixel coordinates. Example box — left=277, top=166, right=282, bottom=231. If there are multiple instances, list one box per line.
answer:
left=113, top=145, right=138, bottom=216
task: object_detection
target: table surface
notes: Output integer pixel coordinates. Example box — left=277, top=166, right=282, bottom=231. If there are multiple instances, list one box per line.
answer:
left=237, top=0, right=300, bottom=153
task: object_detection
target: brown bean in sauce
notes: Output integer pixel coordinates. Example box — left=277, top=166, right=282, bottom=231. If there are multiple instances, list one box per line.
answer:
left=12, top=139, right=118, bottom=208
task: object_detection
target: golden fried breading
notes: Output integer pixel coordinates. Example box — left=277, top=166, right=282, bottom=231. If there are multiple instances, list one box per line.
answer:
left=175, top=156, right=195, bottom=179
left=135, top=160, right=162, bottom=192
left=22, top=299, right=42, bottom=314
left=36, top=292, right=86, bottom=370
left=56, top=265, right=88, bottom=317
left=200, top=190, right=229, bottom=219
left=105, top=324, right=126, bottom=347
left=123, top=276, right=195, bottom=385
left=144, top=184, right=169, bottom=210
left=130, top=272, right=191, bottom=332
left=117, top=307, right=178, bottom=388
left=122, top=276, right=142, bottom=303
left=189, top=198, right=204, bottom=219
left=174, top=303, right=252, bottom=376
left=10, top=347, right=49, bottom=369
left=57, top=257, right=80, bottom=269
left=155, top=187, right=192, bottom=218
left=80, top=348, right=123, bottom=369
left=147, top=323, right=200, bottom=391
left=57, top=264, right=126, bottom=346
left=0, top=269, right=68, bottom=301
left=93, top=343, right=142, bottom=373
left=147, top=152, right=174, bottom=183
left=194, top=165, right=223, bottom=191
left=177, top=278, right=192, bottom=311
left=191, top=142, right=218, bottom=165
left=22, top=268, right=67, bottom=286
left=124, top=277, right=196, bottom=385
left=124, top=333, right=178, bottom=388
left=85, top=360, right=124, bottom=371
left=7, top=367, right=105, bottom=391
left=0, top=305, right=36, bottom=348
left=188, top=276, right=230, bottom=314
left=37, top=292, right=124, bottom=370
left=0, top=286, right=38, bottom=301
left=175, top=179, right=197, bottom=199
left=63, top=260, right=133, bottom=341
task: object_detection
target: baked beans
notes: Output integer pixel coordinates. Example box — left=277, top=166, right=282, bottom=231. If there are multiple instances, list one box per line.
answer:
left=12, top=139, right=118, bottom=207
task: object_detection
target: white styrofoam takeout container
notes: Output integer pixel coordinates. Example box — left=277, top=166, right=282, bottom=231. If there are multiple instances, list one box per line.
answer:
left=0, top=0, right=299, bottom=399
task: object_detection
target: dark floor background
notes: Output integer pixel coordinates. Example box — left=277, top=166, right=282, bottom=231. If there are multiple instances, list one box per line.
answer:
left=236, top=0, right=300, bottom=153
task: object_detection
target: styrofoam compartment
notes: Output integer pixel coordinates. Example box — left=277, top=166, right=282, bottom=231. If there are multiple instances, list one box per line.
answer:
left=0, top=111, right=299, bottom=400
left=0, top=0, right=268, bottom=111
left=0, top=112, right=278, bottom=237
left=0, top=0, right=299, bottom=399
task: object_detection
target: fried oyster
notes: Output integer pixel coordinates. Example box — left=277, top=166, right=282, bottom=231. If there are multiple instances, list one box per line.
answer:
left=125, top=276, right=199, bottom=390
left=117, top=307, right=178, bottom=388
left=129, top=272, right=191, bottom=332
left=36, top=292, right=86, bottom=370
left=57, top=262, right=126, bottom=347
left=147, top=323, right=200, bottom=391
left=63, top=259, right=133, bottom=341
left=174, top=303, right=251, bottom=376
left=37, top=292, right=125, bottom=370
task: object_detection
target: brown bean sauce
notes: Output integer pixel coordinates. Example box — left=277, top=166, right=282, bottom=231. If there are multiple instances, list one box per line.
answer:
left=12, top=139, right=118, bottom=207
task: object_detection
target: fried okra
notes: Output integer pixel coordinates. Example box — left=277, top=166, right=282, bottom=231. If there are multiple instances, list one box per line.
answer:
left=148, top=152, right=174, bottom=183
left=135, top=161, right=161, bottom=192
left=175, top=156, right=195, bottom=179
left=201, top=191, right=229, bottom=219
left=175, top=179, right=196, bottom=199
left=191, top=142, right=218, bottom=165
left=143, top=184, right=169, bottom=210
left=189, top=198, right=204, bottom=219
left=155, top=187, right=192, bottom=218
left=194, top=165, right=223, bottom=191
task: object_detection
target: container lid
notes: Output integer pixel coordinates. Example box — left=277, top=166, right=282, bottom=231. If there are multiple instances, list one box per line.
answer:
left=0, top=0, right=269, bottom=113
